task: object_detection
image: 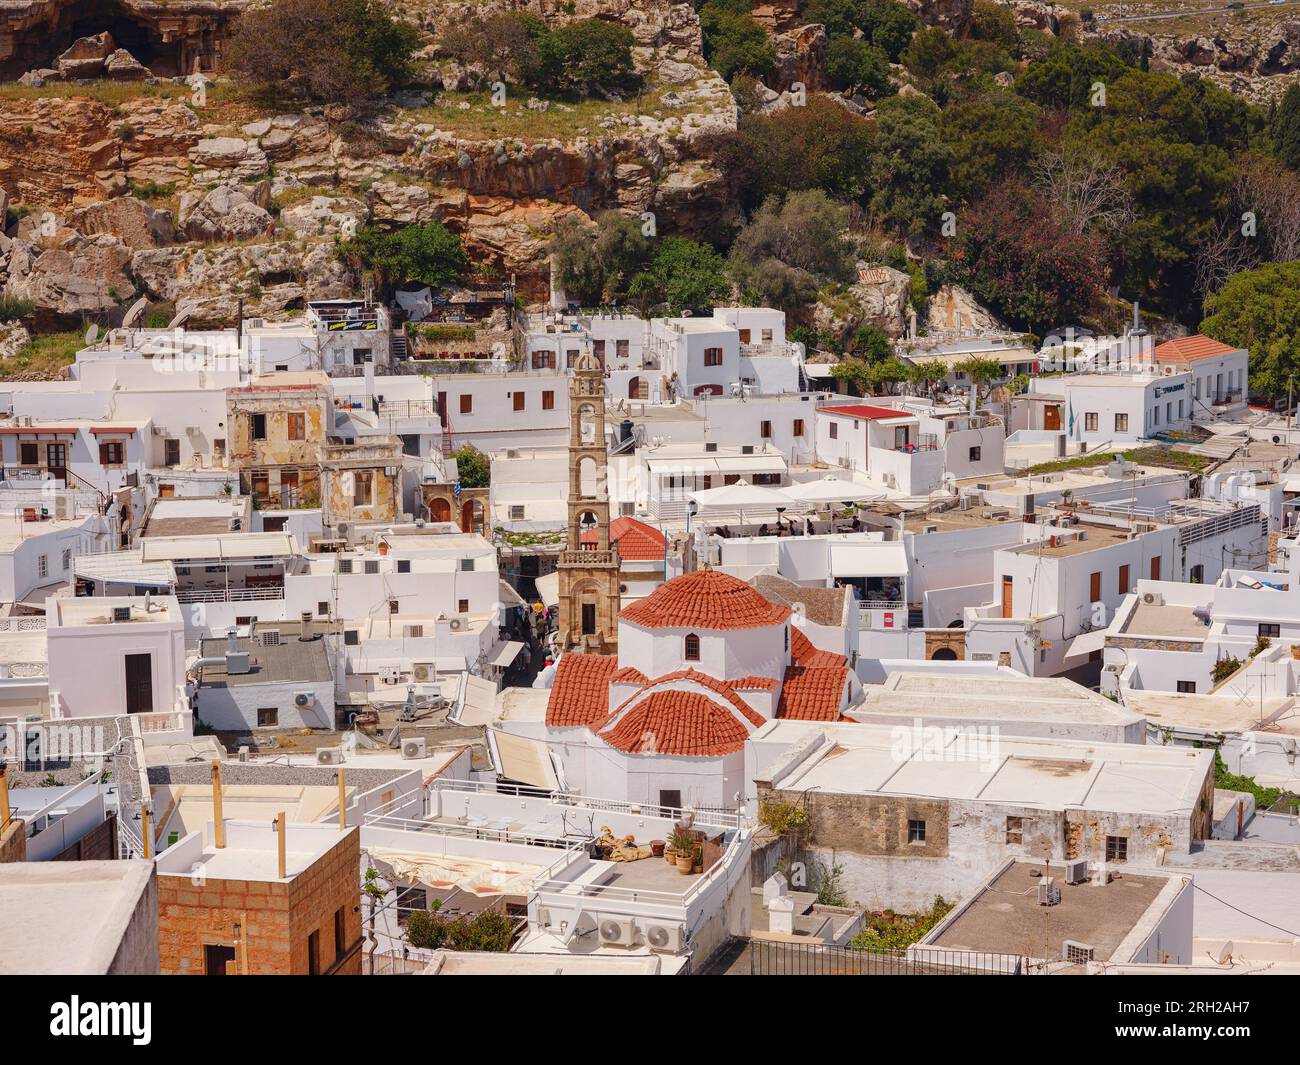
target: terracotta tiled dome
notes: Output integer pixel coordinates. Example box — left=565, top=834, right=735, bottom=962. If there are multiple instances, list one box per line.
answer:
left=619, top=570, right=790, bottom=631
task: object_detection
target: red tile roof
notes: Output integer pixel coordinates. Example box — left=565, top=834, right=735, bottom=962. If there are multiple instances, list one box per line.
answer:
left=732, top=676, right=780, bottom=691
left=778, top=664, right=849, bottom=721
left=581, top=516, right=666, bottom=561
left=816, top=403, right=912, bottom=421
left=609, top=666, right=649, bottom=685
left=545, top=653, right=617, bottom=727
left=599, top=690, right=755, bottom=756
left=620, top=570, right=791, bottom=630
left=1152, top=336, right=1241, bottom=363
left=605, top=669, right=765, bottom=724
left=790, top=628, right=848, bottom=669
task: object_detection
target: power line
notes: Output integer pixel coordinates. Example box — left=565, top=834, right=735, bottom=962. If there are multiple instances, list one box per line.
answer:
left=1193, top=883, right=1300, bottom=939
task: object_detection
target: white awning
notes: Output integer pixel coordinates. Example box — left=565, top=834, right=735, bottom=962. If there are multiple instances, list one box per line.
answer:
left=488, top=728, right=560, bottom=791
left=829, top=541, right=908, bottom=577
left=140, top=532, right=298, bottom=562
left=451, top=674, right=499, bottom=726
left=1063, top=629, right=1107, bottom=663
left=535, top=571, right=559, bottom=607
left=490, top=640, right=526, bottom=668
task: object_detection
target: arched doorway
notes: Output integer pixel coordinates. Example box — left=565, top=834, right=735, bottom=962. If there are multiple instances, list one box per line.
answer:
left=931, top=647, right=958, bottom=661
left=429, top=497, right=451, bottom=523
left=628, top=376, right=642, bottom=400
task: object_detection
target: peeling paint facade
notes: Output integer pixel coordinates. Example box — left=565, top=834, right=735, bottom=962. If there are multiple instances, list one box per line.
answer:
left=226, top=375, right=331, bottom=512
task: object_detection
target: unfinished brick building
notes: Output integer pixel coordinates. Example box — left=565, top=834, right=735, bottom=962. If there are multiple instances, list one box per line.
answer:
left=156, top=818, right=362, bottom=975
left=226, top=372, right=331, bottom=511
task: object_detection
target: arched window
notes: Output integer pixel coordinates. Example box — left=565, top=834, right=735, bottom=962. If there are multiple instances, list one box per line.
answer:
left=684, top=633, right=700, bottom=661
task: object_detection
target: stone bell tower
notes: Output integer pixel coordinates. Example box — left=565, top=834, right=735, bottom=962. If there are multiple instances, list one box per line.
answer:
left=557, top=352, right=621, bottom=652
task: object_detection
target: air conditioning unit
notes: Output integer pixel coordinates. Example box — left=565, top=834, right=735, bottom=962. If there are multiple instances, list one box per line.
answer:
left=237, top=746, right=250, bottom=762
left=644, top=923, right=684, bottom=953
left=1064, top=858, right=1090, bottom=885
left=294, top=691, right=314, bottom=707
left=1141, top=592, right=1164, bottom=607
left=598, top=917, right=636, bottom=947
left=1037, top=876, right=1060, bottom=907
left=401, top=737, right=427, bottom=760
left=317, top=747, right=344, bottom=765
left=260, top=629, right=282, bottom=646
left=378, top=667, right=401, bottom=685
left=54, top=496, right=74, bottom=520
left=151, top=425, right=168, bottom=436
left=449, top=617, right=464, bottom=632
left=411, top=662, right=435, bottom=683
left=1063, top=939, right=1096, bottom=963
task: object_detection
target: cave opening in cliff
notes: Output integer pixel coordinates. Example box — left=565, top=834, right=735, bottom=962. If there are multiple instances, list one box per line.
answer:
left=6, top=0, right=172, bottom=79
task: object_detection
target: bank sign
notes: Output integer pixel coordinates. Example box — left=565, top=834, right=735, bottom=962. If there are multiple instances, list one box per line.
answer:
left=1153, top=382, right=1185, bottom=397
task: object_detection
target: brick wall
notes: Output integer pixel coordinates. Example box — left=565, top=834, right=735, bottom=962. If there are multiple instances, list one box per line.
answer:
left=50, top=813, right=117, bottom=861
left=760, top=784, right=950, bottom=859
left=158, top=827, right=361, bottom=975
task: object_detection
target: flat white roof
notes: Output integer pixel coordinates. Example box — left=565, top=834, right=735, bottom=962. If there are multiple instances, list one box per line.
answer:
left=756, top=720, right=1211, bottom=815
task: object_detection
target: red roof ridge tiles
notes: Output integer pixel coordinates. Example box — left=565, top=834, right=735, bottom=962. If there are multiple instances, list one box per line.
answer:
left=544, top=653, right=617, bottom=727
left=620, top=570, right=790, bottom=630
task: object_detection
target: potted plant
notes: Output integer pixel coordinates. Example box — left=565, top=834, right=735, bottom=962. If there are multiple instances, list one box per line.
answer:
left=671, top=825, right=695, bottom=875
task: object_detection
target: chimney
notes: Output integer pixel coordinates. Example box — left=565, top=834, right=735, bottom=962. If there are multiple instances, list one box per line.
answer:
left=226, top=627, right=239, bottom=655
left=363, top=354, right=375, bottom=401
left=299, top=610, right=314, bottom=641
left=212, top=760, right=226, bottom=849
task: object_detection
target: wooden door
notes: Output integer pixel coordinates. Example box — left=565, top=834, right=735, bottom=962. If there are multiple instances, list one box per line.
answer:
left=1001, top=575, right=1013, bottom=618
left=124, top=653, right=153, bottom=714
left=1089, top=571, right=1101, bottom=603
left=1150, top=556, right=1161, bottom=581
left=1118, top=564, right=1130, bottom=596
left=1044, top=405, right=1061, bottom=431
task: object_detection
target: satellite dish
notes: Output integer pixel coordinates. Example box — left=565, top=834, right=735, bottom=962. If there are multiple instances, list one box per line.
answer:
left=1216, top=941, right=1234, bottom=965
left=166, top=308, right=191, bottom=330
left=84, top=322, right=99, bottom=345
left=121, top=296, right=149, bottom=329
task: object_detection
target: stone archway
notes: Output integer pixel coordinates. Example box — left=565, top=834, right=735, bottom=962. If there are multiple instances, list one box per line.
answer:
left=429, top=497, right=451, bottom=523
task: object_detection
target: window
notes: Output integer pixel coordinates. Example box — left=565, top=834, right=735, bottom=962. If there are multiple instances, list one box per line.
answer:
left=738, top=329, right=751, bottom=343
left=204, top=943, right=236, bottom=976
left=100, top=441, right=125, bottom=466
left=1085, top=412, right=1098, bottom=432
left=761, top=328, right=773, bottom=343
left=659, top=789, right=681, bottom=810
left=338, top=558, right=353, bottom=574
left=542, top=390, right=555, bottom=410
left=61, top=548, right=71, bottom=571
left=829, top=422, right=838, bottom=440
left=19, top=442, right=38, bottom=465
left=1177, top=681, right=1196, bottom=694
left=793, top=419, right=805, bottom=437
left=969, top=446, right=981, bottom=462
left=703, top=347, right=723, bottom=367
left=37, top=555, right=47, bottom=578
left=1105, top=835, right=1128, bottom=862
left=1005, top=816, right=1023, bottom=845
left=512, top=392, right=526, bottom=412
left=684, top=633, right=700, bottom=661
left=251, top=413, right=267, bottom=440
left=1115, top=412, right=1128, bottom=433
left=616, top=339, right=629, bottom=358
left=459, top=394, right=473, bottom=415
left=592, top=341, right=605, bottom=358
left=459, top=558, right=474, bottom=572
left=509, top=505, right=526, bottom=520
left=308, top=930, right=321, bottom=975
left=907, top=819, right=926, bottom=844
left=352, top=471, right=374, bottom=506
left=760, top=420, right=772, bottom=439
left=753, top=473, right=781, bottom=486
left=287, top=412, right=305, bottom=440
left=396, top=559, right=411, bottom=573
left=344, top=630, right=359, bottom=646
left=1259, top=623, right=1281, bottom=638
left=1152, top=406, right=1160, bottom=426
left=531, top=350, right=556, bottom=370
left=364, top=560, right=379, bottom=575
left=403, top=624, right=424, bottom=639
left=334, top=907, right=348, bottom=961
left=317, top=601, right=329, bottom=616
left=457, top=598, right=469, bottom=614
left=257, top=707, right=278, bottom=727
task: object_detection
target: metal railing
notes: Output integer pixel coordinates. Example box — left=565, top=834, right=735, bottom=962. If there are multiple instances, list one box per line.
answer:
left=175, top=585, right=285, bottom=604
left=887, top=433, right=939, bottom=453
left=746, top=939, right=1026, bottom=975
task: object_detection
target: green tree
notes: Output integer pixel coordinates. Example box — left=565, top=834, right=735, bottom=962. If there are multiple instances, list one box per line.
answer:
left=1200, top=261, right=1300, bottom=399
left=227, top=0, right=419, bottom=107
left=451, top=444, right=491, bottom=488
left=728, top=190, right=856, bottom=310
left=702, top=6, right=777, bottom=80
left=861, top=0, right=917, bottom=62
left=825, top=37, right=892, bottom=97
left=630, top=237, right=732, bottom=315
left=707, top=96, right=877, bottom=208
left=1013, top=43, right=1131, bottom=110
left=906, top=359, right=946, bottom=397
left=900, top=25, right=958, bottom=82
left=971, top=0, right=1019, bottom=49
left=544, top=18, right=636, bottom=89
left=868, top=93, right=951, bottom=235
left=954, top=355, right=1004, bottom=401
left=337, top=221, right=467, bottom=295
left=942, top=89, right=1042, bottom=201
left=1273, top=82, right=1300, bottom=169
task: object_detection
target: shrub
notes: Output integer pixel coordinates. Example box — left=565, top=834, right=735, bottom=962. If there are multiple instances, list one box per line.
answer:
left=226, top=0, right=420, bottom=107
left=0, top=295, right=34, bottom=322
left=825, top=37, right=892, bottom=97
left=336, top=221, right=467, bottom=295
